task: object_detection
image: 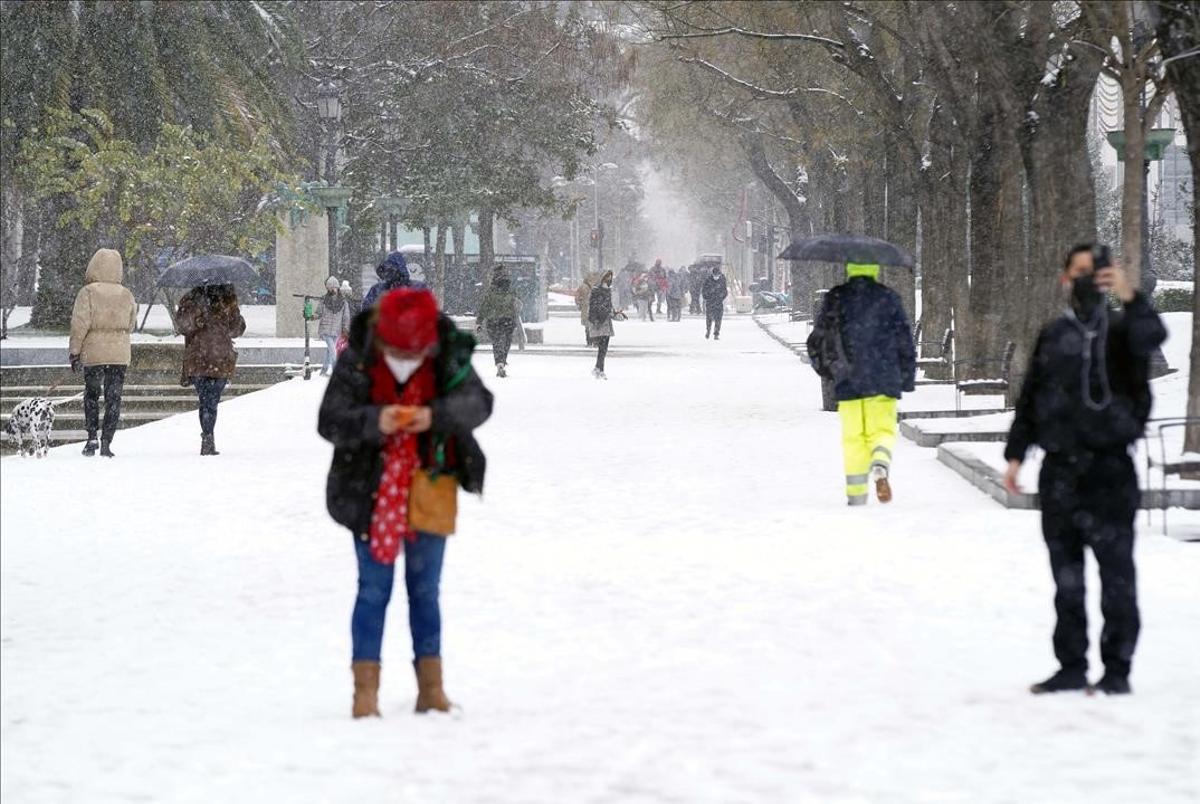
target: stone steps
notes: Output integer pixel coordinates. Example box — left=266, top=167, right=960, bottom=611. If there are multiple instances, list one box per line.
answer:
left=936, top=443, right=1200, bottom=513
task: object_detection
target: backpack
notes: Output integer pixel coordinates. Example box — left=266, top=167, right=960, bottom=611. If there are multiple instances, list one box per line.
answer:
left=806, top=291, right=852, bottom=381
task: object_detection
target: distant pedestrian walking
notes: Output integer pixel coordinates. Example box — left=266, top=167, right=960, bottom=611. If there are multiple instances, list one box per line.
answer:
left=651, top=259, right=668, bottom=315
left=615, top=266, right=635, bottom=312
left=633, top=272, right=655, bottom=321
left=318, top=287, right=493, bottom=718
left=666, top=269, right=685, bottom=322
left=341, top=279, right=359, bottom=318
left=1006, top=244, right=1166, bottom=697
left=807, top=263, right=915, bottom=505
left=702, top=266, right=728, bottom=339
left=477, top=271, right=523, bottom=378
left=576, top=272, right=599, bottom=345
left=69, top=248, right=138, bottom=458
left=176, top=284, right=246, bottom=456
left=318, top=276, right=351, bottom=377
left=587, top=271, right=625, bottom=379
left=363, top=250, right=412, bottom=307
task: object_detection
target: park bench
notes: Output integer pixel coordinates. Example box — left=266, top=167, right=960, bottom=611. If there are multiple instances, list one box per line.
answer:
left=1144, top=418, right=1200, bottom=537
left=953, top=341, right=1016, bottom=413
left=916, top=327, right=954, bottom=380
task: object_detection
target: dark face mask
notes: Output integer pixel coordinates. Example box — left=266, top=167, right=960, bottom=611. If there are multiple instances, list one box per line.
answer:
left=1071, top=274, right=1104, bottom=319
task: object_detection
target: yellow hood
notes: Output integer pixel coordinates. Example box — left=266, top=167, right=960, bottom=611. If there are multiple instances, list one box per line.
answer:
left=85, top=249, right=124, bottom=285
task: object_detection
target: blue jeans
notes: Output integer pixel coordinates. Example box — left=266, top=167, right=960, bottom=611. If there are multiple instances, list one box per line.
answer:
left=191, top=377, right=227, bottom=436
left=351, top=533, right=446, bottom=662
left=321, top=335, right=338, bottom=374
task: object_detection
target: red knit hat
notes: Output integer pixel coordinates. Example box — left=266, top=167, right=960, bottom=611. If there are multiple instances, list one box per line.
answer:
left=375, top=288, right=439, bottom=350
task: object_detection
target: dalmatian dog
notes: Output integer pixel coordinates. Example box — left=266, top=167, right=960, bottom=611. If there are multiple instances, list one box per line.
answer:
left=4, top=393, right=83, bottom=458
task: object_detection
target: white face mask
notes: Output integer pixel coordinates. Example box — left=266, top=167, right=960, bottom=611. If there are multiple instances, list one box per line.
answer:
left=384, top=354, right=422, bottom=383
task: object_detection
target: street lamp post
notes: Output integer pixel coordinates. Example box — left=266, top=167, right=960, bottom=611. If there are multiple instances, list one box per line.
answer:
left=316, top=80, right=346, bottom=278
left=590, top=162, right=618, bottom=274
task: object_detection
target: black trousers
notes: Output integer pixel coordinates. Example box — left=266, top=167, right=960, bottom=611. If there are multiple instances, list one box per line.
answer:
left=487, top=319, right=514, bottom=366
left=706, top=306, right=723, bottom=336
left=193, top=377, right=228, bottom=436
left=1039, top=450, right=1140, bottom=677
left=83, top=365, right=127, bottom=441
left=689, top=295, right=701, bottom=314
left=594, top=336, right=610, bottom=371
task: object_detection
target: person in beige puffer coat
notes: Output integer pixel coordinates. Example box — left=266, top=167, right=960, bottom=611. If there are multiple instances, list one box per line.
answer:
left=69, top=248, right=138, bottom=457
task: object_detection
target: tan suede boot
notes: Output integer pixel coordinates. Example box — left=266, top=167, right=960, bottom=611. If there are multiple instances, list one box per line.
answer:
left=414, top=656, right=452, bottom=713
left=352, top=660, right=381, bottom=718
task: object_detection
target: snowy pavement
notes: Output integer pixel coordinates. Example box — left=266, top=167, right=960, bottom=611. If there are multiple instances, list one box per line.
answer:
left=2, top=314, right=1198, bottom=803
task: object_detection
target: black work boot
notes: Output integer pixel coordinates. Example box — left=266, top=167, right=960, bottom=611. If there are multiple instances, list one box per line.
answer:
left=99, top=439, right=115, bottom=458
left=1030, top=668, right=1088, bottom=695
left=1089, top=673, right=1132, bottom=696
left=82, top=438, right=98, bottom=457
left=200, top=433, right=219, bottom=456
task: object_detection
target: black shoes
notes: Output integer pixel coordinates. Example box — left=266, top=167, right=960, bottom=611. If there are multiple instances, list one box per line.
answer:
left=1090, top=674, right=1132, bottom=695
left=82, top=439, right=98, bottom=457
left=99, top=440, right=115, bottom=458
left=1030, top=668, right=1088, bottom=694
left=201, top=434, right=219, bottom=456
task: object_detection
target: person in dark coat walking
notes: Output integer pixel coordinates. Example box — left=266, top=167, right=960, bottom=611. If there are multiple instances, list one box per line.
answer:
left=476, top=271, right=522, bottom=378
left=319, top=287, right=493, bottom=718
left=363, top=251, right=412, bottom=307
left=1004, top=244, right=1167, bottom=697
left=701, top=266, right=728, bottom=339
left=176, top=284, right=246, bottom=456
left=587, top=270, right=625, bottom=379
left=807, top=263, right=916, bottom=505
left=666, top=269, right=685, bottom=322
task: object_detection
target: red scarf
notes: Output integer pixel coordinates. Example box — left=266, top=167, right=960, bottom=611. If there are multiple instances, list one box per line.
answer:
left=367, top=356, right=436, bottom=565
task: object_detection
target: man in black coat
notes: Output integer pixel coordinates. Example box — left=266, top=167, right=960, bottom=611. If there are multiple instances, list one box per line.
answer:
left=1005, top=244, right=1167, bottom=696
left=701, top=266, right=728, bottom=339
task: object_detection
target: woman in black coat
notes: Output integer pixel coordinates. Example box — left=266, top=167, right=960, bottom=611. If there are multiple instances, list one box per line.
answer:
left=318, top=288, right=493, bottom=719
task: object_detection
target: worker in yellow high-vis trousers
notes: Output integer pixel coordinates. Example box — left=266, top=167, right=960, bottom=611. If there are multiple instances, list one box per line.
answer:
left=807, top=263, right=916, bottom=505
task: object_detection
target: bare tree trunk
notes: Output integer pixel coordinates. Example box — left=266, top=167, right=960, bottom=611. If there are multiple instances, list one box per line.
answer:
left=433, top=221, right=447, bottom=304
left=744, top=135, right=812, bottom=314
left=1119, top=68, right=1149, bottom=286
left=968, top=104, right=1025, bottom=372
left=478, top=206, right=495, bottom=304
left=885, top=140, right=919, bottom=326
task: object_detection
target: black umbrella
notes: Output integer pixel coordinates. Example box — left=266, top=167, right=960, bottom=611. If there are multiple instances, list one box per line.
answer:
left=158, top=255, right=259, bottom=288
left=778, top=234, right=914, bottom=269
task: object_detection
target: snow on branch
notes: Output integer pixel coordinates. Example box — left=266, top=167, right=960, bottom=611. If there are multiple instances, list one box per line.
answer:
left=657, top=25, right=844, bottom=49
left=678, top=56, right=863, bottom=116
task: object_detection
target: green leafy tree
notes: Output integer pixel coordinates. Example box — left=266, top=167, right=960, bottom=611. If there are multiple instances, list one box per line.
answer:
left=19, top=108, right=304, bottom=326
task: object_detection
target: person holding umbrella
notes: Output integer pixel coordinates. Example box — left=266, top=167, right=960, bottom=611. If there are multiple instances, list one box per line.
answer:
left=176, top=283, right=246, bottom=455
left=798, top=236, right=917, bottom=505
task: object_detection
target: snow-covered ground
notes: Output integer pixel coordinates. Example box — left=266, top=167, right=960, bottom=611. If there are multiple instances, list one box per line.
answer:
left=2, top=314, right=1198, bottom=803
